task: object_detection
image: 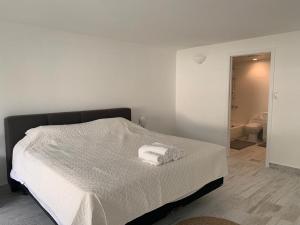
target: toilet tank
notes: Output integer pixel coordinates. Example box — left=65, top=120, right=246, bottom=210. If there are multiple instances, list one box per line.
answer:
left=249, top=112, right=268, bottom=124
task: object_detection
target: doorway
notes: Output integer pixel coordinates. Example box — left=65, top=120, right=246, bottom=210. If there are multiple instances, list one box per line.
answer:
left=229, top=52, right=271, bottom=165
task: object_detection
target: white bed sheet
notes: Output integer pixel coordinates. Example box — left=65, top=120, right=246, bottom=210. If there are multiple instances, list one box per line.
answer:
left=11, top=118, right=228, bottom=225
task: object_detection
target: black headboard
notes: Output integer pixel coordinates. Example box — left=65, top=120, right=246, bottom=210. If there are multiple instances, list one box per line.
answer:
left=4, top=108, right=131, bottom=191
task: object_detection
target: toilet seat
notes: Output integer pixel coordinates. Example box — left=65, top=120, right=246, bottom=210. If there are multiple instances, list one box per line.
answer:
left=245, top=122, right=263, bottom=134
left=245, top=122, right=262, bottom=129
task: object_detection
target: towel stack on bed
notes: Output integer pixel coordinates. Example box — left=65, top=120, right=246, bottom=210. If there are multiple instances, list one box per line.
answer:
left=138, top=142, right=185, bottom=166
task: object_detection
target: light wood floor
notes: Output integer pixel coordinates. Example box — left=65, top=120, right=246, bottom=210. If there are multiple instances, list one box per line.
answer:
left=1, top=145, right=300, bottom=225
left=155, top=145, right=300, bottom=225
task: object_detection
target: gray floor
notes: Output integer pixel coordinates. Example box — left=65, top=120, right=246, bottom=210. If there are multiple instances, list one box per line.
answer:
left=0, top=186, right=54, bottom=225
left=1, top=145, right=300, bottom=225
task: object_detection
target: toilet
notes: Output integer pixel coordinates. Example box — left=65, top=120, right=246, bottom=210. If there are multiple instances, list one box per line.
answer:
left=245, top=112, right=268, bottom=142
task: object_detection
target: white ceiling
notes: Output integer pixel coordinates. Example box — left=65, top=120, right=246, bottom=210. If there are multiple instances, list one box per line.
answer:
left=1, top=0, right=300, bottom=48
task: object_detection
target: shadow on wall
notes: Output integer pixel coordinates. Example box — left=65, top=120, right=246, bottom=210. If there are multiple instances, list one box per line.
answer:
left=131, top=107, right=175, bottom=135
left=176, top=113, right=228, bottom=146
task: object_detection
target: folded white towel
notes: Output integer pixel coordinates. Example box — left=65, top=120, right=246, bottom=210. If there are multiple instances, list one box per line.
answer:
left=139, top=144, right=169, bottom=155
left=152, top=142, right=185, bottom=161
left=138, top=143, right=185, bottom=165
left=138, top=151, right=164, bottom=166
left=172, top=149, right=185, bottom=160
left=138, top=144, right=172, bottom=163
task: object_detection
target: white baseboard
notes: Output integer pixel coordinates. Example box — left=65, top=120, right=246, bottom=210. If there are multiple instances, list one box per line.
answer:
left=270, top=162, right=300, bottom=175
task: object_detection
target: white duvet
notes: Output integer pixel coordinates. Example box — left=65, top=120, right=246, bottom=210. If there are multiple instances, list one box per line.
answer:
left=11, top=118, right=228, bottom=225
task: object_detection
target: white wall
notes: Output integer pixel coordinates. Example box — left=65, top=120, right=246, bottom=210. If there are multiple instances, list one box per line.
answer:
left=231, top=60, right=270, bottom=124
left=0, top=22, right=176, bottom=185
left=176, top=31, right=300, bottom=170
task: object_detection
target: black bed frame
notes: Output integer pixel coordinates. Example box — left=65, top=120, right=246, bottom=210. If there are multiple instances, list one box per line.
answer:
left=4, top=108, right=223, bottom=225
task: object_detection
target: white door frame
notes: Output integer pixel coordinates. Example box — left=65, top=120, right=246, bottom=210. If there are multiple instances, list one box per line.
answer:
left=226, top=48, right=276, bottom=167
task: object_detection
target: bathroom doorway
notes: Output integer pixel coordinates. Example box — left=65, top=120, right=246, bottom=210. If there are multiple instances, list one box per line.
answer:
left=228, top=52, right=272, bottom=165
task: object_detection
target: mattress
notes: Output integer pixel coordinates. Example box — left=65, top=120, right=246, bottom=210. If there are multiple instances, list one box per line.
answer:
left=11, top=118, right=228, bottom=225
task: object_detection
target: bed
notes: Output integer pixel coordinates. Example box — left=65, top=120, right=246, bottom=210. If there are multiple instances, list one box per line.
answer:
left=4, top=108, right=227, bottom=225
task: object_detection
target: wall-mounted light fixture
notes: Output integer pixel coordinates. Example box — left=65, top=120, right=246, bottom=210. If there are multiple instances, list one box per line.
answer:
left=193, top=54, right=207, bottom=64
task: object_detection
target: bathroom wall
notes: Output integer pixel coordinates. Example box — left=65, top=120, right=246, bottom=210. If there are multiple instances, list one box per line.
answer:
left=231, top=60, right=270, bottom=125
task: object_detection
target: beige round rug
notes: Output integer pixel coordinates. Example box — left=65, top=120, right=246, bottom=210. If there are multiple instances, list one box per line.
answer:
left=177, top=217, right=239, bottom=225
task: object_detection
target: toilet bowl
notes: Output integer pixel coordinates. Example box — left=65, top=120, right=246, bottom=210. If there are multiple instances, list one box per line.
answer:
left=245, top=122, right=263, bottom=142
left=245, top=113, right=267, bottom=142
